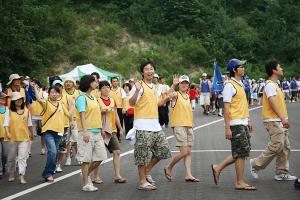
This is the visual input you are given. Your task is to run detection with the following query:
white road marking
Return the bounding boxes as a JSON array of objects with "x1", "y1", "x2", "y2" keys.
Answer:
[
  {"x1": 2, "y1": 106, "x2": 262, "y2": 200},
  {"x1": 171, "y1": 149, "x2": 300, "y2": 153}
]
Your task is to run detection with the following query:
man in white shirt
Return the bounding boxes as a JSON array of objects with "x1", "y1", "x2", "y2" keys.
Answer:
[
  {"x1": 249, "y1": 61, "x2": 296, "y2": 181},
  {"x1": 211, "y1": 58, "x2": 255, "y2": 190},
  {"x1": 129, "y1": 61, "x2": 171, "y2": 191}
]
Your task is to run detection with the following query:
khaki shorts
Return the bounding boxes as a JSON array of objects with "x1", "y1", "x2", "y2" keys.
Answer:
[
  {"x1": 173, "y1": 127, "x2": 194, "y2": 147},
  {"x1": 105, "y1": 133, "x2": 120, "y2": 153},
  {"x1": 77, "y1": 131, "x2": 107, "y2": 163},
  {"x1": 134, "y1": 130, "x2": 171, "y2": 166}
]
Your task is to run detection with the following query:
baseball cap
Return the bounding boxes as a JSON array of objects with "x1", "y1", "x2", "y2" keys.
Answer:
[
  {"x1": 227, "y1": 59, "x2": 246, "y2": 71},
  {"x1": 154, "y1": 74, "x2": 159, "y2": 78},
  {"x1": 179, "y1": 75, "x2": 190, "y2": 83},
  {"x1": 202, "y1": 73, "x2": 207, "y2": 77},
  {"x1": 52, "y1": 80, "x2": 63, "y2": 86}
]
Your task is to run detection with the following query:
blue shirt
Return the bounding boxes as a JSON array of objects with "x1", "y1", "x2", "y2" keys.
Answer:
[{"x1": 75, "y1": 95, "x2": 100, "y2": 133}]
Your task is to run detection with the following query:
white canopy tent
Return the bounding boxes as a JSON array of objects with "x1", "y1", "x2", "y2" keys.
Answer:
[{"x1": 59, "y1": 64, "x2": 122, "y2": 82}]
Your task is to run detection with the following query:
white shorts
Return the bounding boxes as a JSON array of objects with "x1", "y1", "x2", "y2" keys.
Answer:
[{"x1": 200, "y1": 93, "x2": 210, "y2": 106}]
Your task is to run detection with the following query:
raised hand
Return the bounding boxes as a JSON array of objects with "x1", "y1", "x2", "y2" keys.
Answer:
[{"x1": 172, "y1": 74, "x2": 180, "y2": 87}]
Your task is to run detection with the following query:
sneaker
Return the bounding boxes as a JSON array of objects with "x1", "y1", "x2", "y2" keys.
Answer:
[
  {"x1": 82, "y1": 184, "x2": 98, "y2": 192},
  {"x1": 249, "y1": 159, "x2": 259, "y2": 179},
  {"x1": 65, "y1": 157, "x2": 71, "y2": 166},
  {"x1": 218, "y1": 113, "x2": 223, "y2": 117},
  {"x1": 55, "y1": 164, "x2": 63, "y2": 173},
  {"x1": 274, "y1": 174, "x2": 297, "y2": 181}
]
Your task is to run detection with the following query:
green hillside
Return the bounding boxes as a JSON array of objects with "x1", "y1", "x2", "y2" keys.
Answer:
[{"x1": 1, "y1": 0, "x2": 300, "y2": 84}]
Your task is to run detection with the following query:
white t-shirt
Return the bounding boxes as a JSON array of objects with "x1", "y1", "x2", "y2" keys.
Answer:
[
  {"x1": 129, "y1": 82, "x2": 162, "y2": 132},
  {"x1": 223, "y1": 78, "x2": 249, "y2": 126},
  {"x1": 3, "y1": 110, "x2": 32, "y2": 127},
  {"x1": 263, "y1": 82, "x2": 287, "y2": 122},
  {"x1": 297, "y1": 81, "x2": 300, "y2": 91}
]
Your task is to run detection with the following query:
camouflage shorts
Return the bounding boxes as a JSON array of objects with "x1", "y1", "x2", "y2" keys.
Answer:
[
  {"x1": 134, "y1": 130, "x2": 171, "y2": 166},
  {"x1": 230, "y1": 125, "x2": 251, "y2": 159}
]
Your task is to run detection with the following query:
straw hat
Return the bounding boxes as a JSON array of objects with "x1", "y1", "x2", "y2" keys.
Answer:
[{"x1": 7, "y1": 74, "x2": 23, "y2": 85}]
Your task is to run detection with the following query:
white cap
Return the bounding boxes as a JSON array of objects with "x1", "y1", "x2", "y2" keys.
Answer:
[
  {"x1": 202, "y1": 73, "x2": 207, "y2": 77},
  {"x1": 179, "y1": 75, "x2": 190, "y2": 83},
  {"x1": 11, "y1": 92, "x2": 23, "y2": 101},
  {"x1": 154, "y1": 74, "x2": 159, "y2": 78}
]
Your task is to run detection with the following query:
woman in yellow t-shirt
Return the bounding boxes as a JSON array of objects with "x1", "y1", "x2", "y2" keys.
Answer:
[
  {"x1": 4, "y1": 92, "x2": 33, "y2": 184},
  {"x1": 34, "y1": 85, "x2": 70, "y2": 182},
  {"x1": 0, "y1": 92, "x2": 9, "y2": 178}
]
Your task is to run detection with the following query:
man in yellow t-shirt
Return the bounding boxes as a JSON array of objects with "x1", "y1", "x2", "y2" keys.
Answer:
[
  {"x1": 211, "y1": 59, "x2": 256, "y2": 190},
  {"x1": 129, "y1": 61, "x2": 171, "y2": 191},
  {"x1": 249, "y1": 61, "x2": 296, "y2": 181},
  {"x1": 110, "y1": 77, "x2": 126, "y2": 142}
]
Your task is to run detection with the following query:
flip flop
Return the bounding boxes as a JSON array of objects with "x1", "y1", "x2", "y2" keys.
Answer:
[
  {"x1": 138, "y1": 182, "x2": 157, "y2": 191},
  {"x1": 211, "y1": 164, "x2": 218, "y2": 185},
  {"x1": 235, "y1": 185, "x2": 257, "y2": 191},
  {"x1": 93, "y1": 178, "x2": 104, "y2": 184},
  {"x1": 185, "y1": 178, "x2": 200, "y2": 182},
  {"x1": 114, "y1": 177, "x2": 127, "y2": 183},
  {"x1": 164, "y1": 167, "x2": 172, "y2": 181},
  {"x1": 146, "y1": 175, "x2": 156, "y2": 184}
]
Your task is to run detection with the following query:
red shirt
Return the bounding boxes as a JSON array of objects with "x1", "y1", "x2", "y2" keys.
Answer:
[
  {"x1": 189, "y1": 89, "x2": 197, "y2": 100},
  {"x1": 101, "y1": 98, "x2": 117, "y2": 107}
]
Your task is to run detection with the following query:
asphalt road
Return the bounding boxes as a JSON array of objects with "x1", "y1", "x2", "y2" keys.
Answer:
[{"x1": 1, "y1": 102, "x2": 299, "y2": 200}]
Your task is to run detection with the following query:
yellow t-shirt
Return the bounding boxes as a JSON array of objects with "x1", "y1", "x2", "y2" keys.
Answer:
[
  {"x1": 8, "y1": 108, "x2": 30, "y2": 141},
  {"x1": 170, "y1": 92, "x2": 193, "y2": 127},
  {"x1": 76, "y1": 94, "x2": 102, "y2": 131},
  {"x1": 41, "y1": 101, "x2": 65, "y2": 134},
  {"x1": 109, "y1": 87, "x2": 123, "y2": 108},
  {"x1": 134, "y1": 81, "x2": 159, "y2": 119},
  {"x1": 228, "y1": 79, "x2": 249, "y2": 120},
  {"x1": 262, "y1": 80, "x2": 288, "y2": 120}
]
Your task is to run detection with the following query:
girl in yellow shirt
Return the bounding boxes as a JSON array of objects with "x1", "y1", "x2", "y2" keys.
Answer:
[
  {"x1": 4, "y1": 92, "x2": 33, "y2": 184},
  {"x1": 164, "y1": 75, "x2": 199, "y2": 182},
  {"x1": 34, "y1": 85, "x2": 71, "y2": 182}
]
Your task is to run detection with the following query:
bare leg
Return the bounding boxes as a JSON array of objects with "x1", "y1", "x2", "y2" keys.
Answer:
[
  {"x1": 146, "y1": 158, "x2": 159, "y2": 175},
  {"x1": 166, "y1": 147, "x2": 190, "y2": 176},
  {"x1": 112, "y1": 150, "x2": 122, "y2": 179},
  {"x1": 138, "y1": 165, "x2": 147, "y2": 185},
  {"x1": 184, "y1": 150, "x2": 194, "y2": 179},
  {"x1": 235, "y1": 157, "x2": 247, "y2": 187},
  {"x1": 212, "y1": 155, "x2": 236, "y2": 179}
]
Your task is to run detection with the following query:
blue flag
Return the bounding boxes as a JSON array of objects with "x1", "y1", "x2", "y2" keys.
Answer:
[{"x1": 212, "y1": 61, "x2": 224, "y2": 92}]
